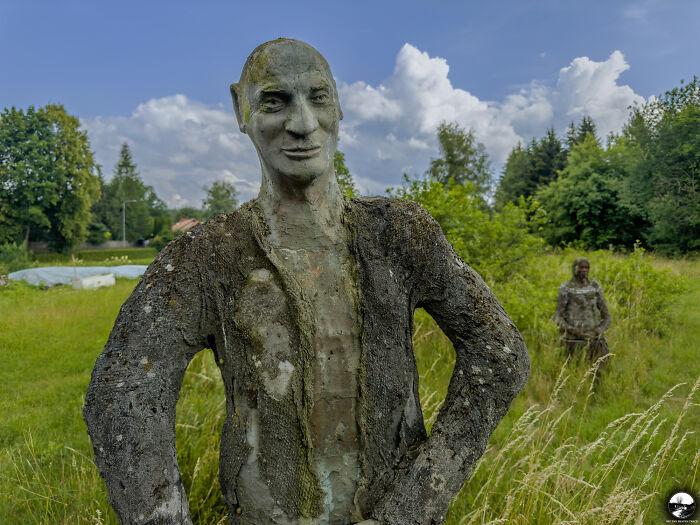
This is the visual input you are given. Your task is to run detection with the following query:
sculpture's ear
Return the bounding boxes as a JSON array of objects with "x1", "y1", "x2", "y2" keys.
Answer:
[{"x1": 230, "y1": 83, "x2": 247, "y2": 134}]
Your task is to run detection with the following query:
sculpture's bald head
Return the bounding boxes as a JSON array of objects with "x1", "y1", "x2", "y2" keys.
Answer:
[
  {"x1": 231, "y1": 39, "x2": 343, "y2": 188},
  {"x1": 231, "y1": 39, "x2": 342, "y2": 129}
]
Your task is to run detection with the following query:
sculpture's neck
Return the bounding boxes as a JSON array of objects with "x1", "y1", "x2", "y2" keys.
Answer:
[{"x1": 258, "y1": 168, "x2": 346, "y2": 249}]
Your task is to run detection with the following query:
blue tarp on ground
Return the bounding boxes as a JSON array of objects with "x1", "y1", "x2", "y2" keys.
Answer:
[{"x1": 8, "y1": 265, "x2": 148, "y2": 286}]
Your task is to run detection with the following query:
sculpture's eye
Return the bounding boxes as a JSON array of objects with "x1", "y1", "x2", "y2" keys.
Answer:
[
  {"x1": 310, "y1": 91, "x2": 330, "y2": 104},
  {"x1": 259, "y1": 94, "x2": 286, "y2": 112}
]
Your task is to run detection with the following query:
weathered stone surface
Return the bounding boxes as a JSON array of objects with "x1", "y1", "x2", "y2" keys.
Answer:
[{"x1": 84, "y1": 39, "x2": 530, "y2": 525}]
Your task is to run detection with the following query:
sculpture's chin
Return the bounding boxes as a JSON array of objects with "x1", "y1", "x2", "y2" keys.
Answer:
[{"x1": 264, "y1": 156, "x2": 332, "y2": 189}]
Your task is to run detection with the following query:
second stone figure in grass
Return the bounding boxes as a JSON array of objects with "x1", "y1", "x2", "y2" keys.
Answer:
[
  {"x1": 83, "y1": 39, "x2": 530, "y2": 525},
  {"x1": 555, "y1": 257, "x2": 612, "y2": 374}
]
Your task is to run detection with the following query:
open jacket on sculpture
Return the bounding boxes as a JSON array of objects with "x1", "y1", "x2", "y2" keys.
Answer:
[{"x1": 84, "y1": 196, "x2": 530, "y2": 525}]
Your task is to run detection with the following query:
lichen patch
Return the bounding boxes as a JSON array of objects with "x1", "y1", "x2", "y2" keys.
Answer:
[{"x1": 263, "y1": 360, "x2": 295, "y2": 400}]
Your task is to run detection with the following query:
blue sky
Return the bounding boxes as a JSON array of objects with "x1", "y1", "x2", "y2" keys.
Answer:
[{"x1": 1, "y1": 0, "x2": 698, "y2": 207}]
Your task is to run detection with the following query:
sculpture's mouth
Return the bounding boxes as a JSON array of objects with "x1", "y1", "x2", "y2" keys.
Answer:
[{"x1": 282, "y1": 146, "x2": 321, "y2": 159}]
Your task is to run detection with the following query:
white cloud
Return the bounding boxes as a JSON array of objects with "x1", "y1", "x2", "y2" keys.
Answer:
[
  {"x1": 338, "y1": 45, "x2": 644, "y2": 192},
  {"x1": 339, "y1": 81, "x2": 402, "y2": 121},
  {"x1": 621, "y1": 0, "x2": 660, "y2": 20},
  {"x1": 81, "y1": 94, "x2": 261, "y2": 208},
  {"x1": 81, "y1": 46, "x2": 645, "y2": 206},
  {"x1": 554, "y1": 51, "x2": 644, "y2": 138}
]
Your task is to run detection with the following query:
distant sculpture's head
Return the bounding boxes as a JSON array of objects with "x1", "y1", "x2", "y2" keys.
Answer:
[
  {"x1": 572, "y1": 257, "x2": 590, "y2": 280},
  {"x1": 231, "y1": 39, "x2": 343, "y2": 188}
]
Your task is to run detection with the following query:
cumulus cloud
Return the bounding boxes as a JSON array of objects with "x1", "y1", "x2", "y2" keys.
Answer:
[
  {"x1": 554, "y1": 51, "x2": 644, "y2": 138},
  {"x1": 338, "y1": 45, "x2": 644, "y2": 192},
  {"x1": 338, "y1": 44, "x2": 521, "y2": 192},
  {"x1": 82, "y1": 94, "x2": 261, "y2": 208},
  {"x1": 81, "y1": 46, "x2": 645, "y2": 206}
]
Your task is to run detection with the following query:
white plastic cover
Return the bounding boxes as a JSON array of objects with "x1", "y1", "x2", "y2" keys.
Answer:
[{"x1": 8, "y1": 265, "x2": 148, "y2": 286}]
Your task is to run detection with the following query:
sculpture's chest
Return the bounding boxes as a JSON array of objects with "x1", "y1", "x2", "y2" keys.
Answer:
[
  {"x1": 231, "y1": 242, "x2": 363, "y2": 522},
  {"x1": 565, "y1": 285, "x2": 599, "y2": 321}
]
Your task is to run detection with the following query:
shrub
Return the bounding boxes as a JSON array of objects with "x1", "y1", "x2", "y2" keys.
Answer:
[
  {"x1": 152, "y1": 231, "x2": 182, "y2": 252},
  {"x1": 86, "y1": 222, "x2": 112, "y2": 245},
  {"x1": 391, "y1": 177, "x2": 545, "y2": 283},
  {"x1": 0, "y1": 242, "x2": 32, "y2": 273}
]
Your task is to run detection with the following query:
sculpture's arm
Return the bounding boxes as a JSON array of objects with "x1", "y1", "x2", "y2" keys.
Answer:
[
  {"x1": 554, "y1": 285, "x2": 577, "y2": 334},
  {"x1": 83, "y1": 238, "x2": 210, "y2": 525},
  {"x1": 371, "y1": 210, "x2": 530, "y2": 525},
  {"x1": 595, "y1": 283, "x2": 612, "y2": 335}
]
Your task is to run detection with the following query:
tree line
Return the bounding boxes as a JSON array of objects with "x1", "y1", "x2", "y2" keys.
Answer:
[{"x1": 495, "y1": 78, "x2": 699, "y2": 254}]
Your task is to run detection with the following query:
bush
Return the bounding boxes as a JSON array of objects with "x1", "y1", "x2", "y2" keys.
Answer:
[
  {"x1": 391, "y1": 177, "x2": 545, "y2": 283},
  {"x1": 86, "y1": 222, "x2": 112, "y2": 245},
  {"x1": 0, "y1": 242, "x2": 32, "y2": 273},
  {"x1": 152, "y1": 231, "x2": 182, "y2": 252}
]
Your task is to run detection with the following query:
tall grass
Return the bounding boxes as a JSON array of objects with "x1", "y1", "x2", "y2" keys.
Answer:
[{"x1": 1, "y1": 251, "x2": 697, "y2": 524}]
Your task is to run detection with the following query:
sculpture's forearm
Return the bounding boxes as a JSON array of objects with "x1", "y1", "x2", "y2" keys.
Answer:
[
  {"x1": 372, "y1": 221, "x2": 529, "y2": 523},
  {"x1": 371, "y1": 322, "x2": 528, "y2": 524},
  {"x1": 84, "y1": 239, "x2": 207, "y2": 524},
  {"x1": 84, "y1": 306, "x2": 198, "y2": 524},
  {"x1": 84, "y1": 354, "x2": 191, "y2": 524}
]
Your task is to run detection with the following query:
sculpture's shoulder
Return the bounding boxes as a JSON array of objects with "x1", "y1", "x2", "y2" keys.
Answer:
[
  {"x1": 145, "y1": 203, "x2": 260, "y2": 280},
  {"x1": 348, "y1": 196, "x2": 442, "y2": 244},
  {"x1": 559, "y1": 280, "x2": 574, "y2": 294},
  {"x1": 188, "y1": 201, "x2": 259, "y2": 247},
  {"x1": 590, "y1": 279, "x2": 604, "y2": 293},
  {"x1": 349, "y1": 195, "x2": 436, "y2": 223}
]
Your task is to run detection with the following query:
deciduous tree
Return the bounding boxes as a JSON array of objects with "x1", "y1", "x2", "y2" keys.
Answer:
[
  {"x1": 202, "y1": 180, "x2": 238, "y2": 220},
  {"x1": 536, "y1": 134, "x2": 642, "y2": 249},
  {"x1": 0, "y1": 104, "x2": 100, "y2": 251},
  {"x1": 334, "y1": 150, "x2": 357, "y2": 199},
  {"x1": 623, "y1": 77, "x2": 700, "y2": 253},
  {"x1": 427, "y1": 122, "x2": 492, "y2": 199}
]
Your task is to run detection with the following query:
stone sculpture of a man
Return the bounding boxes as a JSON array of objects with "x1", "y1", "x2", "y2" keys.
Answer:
[
  {"x1": 554, "y1": 257, "x2": 611, "y2": 370},
  {"x1": 84, "y1": 39, "x2": 529, "y2": 525}
]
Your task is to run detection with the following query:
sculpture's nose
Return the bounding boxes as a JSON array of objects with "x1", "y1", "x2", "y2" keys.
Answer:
[{"x1": 285, "y1": 97, "x2": 318, "y2": 136}]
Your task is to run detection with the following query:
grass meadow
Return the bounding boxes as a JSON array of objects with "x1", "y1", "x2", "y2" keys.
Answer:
[{"x1": 0, "y1": 250, "x2": 697, "y2": 524}]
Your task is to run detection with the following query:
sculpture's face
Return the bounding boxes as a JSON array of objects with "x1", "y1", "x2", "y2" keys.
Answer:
[
  {"x1": 575, "y1": 261, "x2": 590, "y2": 280},
  {"x1": 238, "y1": 42, "x2": 341, "y2": 187}
]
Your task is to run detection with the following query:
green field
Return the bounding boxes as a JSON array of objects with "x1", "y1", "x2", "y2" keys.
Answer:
[{"x1": 0, "y1": 252, "x2": 697, "y2": 524}]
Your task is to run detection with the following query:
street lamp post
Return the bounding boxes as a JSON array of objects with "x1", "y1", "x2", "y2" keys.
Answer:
[{"x1": 122, "y1": 200, "x2": 137, "y2": 248}]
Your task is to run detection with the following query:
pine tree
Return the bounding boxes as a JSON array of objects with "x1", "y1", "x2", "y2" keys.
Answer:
[
  {"x1": 98, "y1": 142, "x2": 161, "y2": 242},
  {"x1": 495, "y1": 129, "x2": 565, "y2": 207},
  {"x1": 566, "y1": 116, "x2": 598, "y2": 150}
]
